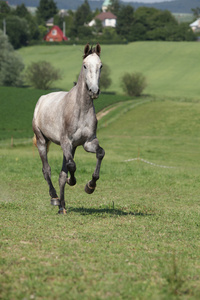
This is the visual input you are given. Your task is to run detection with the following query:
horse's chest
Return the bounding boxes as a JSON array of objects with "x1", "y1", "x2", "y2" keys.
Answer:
[{"x1": 72, "y1": 117, "x2": 96, "y2": 146}]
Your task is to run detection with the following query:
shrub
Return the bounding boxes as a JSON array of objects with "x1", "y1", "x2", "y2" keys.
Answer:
[
  {"x1": 100, "y1": 63, "x2": 112, "y2": 91},
  {"x1": 25, "y1": 61, "x2": 62, "y2": 90},
  {"x1": 121, "y1": 72, "x2": 147, "y2": 97}
]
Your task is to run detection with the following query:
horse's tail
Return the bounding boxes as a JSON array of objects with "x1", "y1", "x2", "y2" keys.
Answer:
[
  {"x1": 33, "y1": 134, "x2": 37, "y2": 148},
  {"x1": 33, "y1": 134, "x2": 51, "y2": 152}
]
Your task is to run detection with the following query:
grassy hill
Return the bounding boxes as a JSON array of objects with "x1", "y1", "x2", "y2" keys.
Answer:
[
  {"x1": 1, "y1": 43, "x2": 200, "y2": 300},
  {"x1": 2, "y1": 41, "x2": 200, "y2": 143},
  {"x1": 18, "y1": 42, "x2": 200, "y2": 100}
]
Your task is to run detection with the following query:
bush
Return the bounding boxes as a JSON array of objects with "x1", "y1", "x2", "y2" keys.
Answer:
[
  {"x1": 121, "y1": 72, "x2": 147, "y2": 97},
  {"x1": 25, "y1": 61, "x2": 62, "y2": 89},
  {"x1": 100, "y1": 63, "x2": 112, "y2": 91}
]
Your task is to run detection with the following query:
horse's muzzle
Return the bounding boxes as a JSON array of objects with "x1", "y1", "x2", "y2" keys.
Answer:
[{"x1": 89, "y1": 88, "x2": 100, "y2": 99}]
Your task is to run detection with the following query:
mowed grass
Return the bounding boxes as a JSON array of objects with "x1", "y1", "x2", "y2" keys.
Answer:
[
  {"x1": 19, "y1": 42, "x2": 200, "y2": 99},
  {"x1": 1, "y1": 98, "x2": 200, "y2": 299}
]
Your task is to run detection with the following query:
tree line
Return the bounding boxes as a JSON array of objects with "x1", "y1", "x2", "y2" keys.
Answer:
[{"x1": 0, "y1": 0, "x2": 197, "y2": 49}]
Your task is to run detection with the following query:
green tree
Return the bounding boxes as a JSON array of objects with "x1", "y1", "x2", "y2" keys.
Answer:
[
  {"x1": 0, "y1": 0, "x2": 11, "y2": 15},
  {"x1": 132, "y1": 7, "x2": 184, "y2": 42},
  {"x1": 75, "y1": 0, "x2": 92, "y2": 26},
  {"x1": 15, "y1": 3, "x2": 29, "y2": 18},
  {"x1": 14, "y1": 4, "x2": 40, "y2": 41},
  {"x1": 108, "y1": 0, "x2": 121, "y2": 16},
  {"x1": 100, "y1": 64, "x2": 112, "y2": 91},
  {"x1": 38, "y1": 25, "x2": 47, "y2": 40},
  {"x1": 0, "y1": 29, "x2": 24, "y2": 86},
  {"x1": 5, "y1": 16, "x2": 30, "y2": 48},
  {"x1": 70, "y1": 0, "x2": 92, "y2": 38},
  {"x1": 191, "y1": 7, "x2": 200, "y2": 19},
  {"x1": 26, "y1": 61, "x2": 62, "y2": 90},
  {"x1": 36, "y1": 0, "x2": 58, "y2": 24},
  {"x1": 116, "y1": 5, "x2": 134, "y2": 40}
]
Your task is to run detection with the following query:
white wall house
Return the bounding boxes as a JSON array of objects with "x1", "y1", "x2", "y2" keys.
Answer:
[
  {"x1": 190, "y1": 19, "x2": 200, "y2": 32},
  {"x1": 88, "y1": 11, "x2": 117, "y2": 28}
]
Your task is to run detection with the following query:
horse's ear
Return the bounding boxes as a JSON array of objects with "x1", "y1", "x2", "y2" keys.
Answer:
[
  {"x1": 84, "y1": 43, "x2": 90, "y2": 58},
  {"x1": 95, "y1": 43, "x2": 101, "y2": 56}
]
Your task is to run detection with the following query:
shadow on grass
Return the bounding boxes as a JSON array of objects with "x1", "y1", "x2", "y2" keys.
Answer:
[{"x1": 68, "y1": 207, "x2": 153, "y2": 217}]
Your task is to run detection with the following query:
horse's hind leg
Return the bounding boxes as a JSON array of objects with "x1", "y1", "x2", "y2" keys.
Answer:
[
  {"x1": 83, "y1": 138, "x2": 105, "y2": 194},
  {"x1": 35, "y1": 131, "x2": 58, "y2": 200}
]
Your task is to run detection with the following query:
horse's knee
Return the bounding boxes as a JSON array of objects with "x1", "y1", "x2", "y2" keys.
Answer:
[
  {"x1": 96, "y1": 147, "x2": 105, "y2": 160},
  {"x1": 66, "y1": 159, "x2": 76, "y2": 173}
]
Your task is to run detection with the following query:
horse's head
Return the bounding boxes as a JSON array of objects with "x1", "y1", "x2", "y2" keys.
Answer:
[{"x1": 83, "y1": 43, "x2": 102, "y2": 99}]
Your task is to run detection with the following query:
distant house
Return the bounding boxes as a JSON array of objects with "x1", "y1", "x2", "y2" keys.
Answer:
[
  {"x1": 88, "y1": 11, "x2": 117, "y2": 28},
  {"x1": 190, "y1": 19, "x2": 200, "y2": 32},
  {"x1": 44, "y1": 25, "x2": 68, "y2": 42}
]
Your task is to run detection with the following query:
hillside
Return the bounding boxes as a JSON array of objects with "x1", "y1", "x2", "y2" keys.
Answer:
[
  {"x1": 18, "y1": 42, "x2": 200, "y2": 99},
  {"x1": 8, "y1": 0, "x2": 200, "y2": 13}
]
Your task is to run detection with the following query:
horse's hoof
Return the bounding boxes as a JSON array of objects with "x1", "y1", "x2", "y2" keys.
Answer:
[
  {"x1": 85, "y1": 182, "x2": 95, "y2": 194},
  {"x1": 58, "y1": 208, "x2": 67, "y2": 215},
  {"x1": 66, "y1": 177, "x2": 76, "y2": 186},
  {"x1": 51, "y1": 198, "x2": 60, "y2": 206}
]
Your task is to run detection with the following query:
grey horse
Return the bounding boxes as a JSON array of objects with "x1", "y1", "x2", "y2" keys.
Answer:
[{"x1": 32, "y1": 43, "x2": 105, "y2": 214}]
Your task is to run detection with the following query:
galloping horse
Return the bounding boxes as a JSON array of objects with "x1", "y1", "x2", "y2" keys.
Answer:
[{"x1": 32, "y1": 43, "x2": 105, "y2": 214}]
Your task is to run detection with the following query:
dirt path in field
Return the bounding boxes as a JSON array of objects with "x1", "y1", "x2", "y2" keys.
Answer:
[{"x1": 96, "y1": 103, "x2": 122, "y2": 120}]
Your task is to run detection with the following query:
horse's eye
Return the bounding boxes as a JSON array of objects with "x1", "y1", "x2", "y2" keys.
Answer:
[
  {"x1": 84, "y1": 65, "x2": 87, "y2": 69},
  {"x1": 100, "y1": 65, "x2": 103, "y2": 69}
]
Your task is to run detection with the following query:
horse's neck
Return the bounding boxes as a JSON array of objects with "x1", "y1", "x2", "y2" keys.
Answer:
[{"x1": 76, "y1": 67, "x2": 93, "y2": 112}]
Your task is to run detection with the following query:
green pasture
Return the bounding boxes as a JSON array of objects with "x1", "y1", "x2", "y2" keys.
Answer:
[
  {"x1": 1, "y1": 96, "x2": 200, "y2": 299},
  {"x1": 19, "y1": 42, "x2": 200, "y2": 99},
  {"x1": 1, "y1": 42, "x2": 200, "y2": 299}
]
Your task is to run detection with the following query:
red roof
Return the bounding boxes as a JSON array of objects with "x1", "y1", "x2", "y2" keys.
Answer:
[
  {"x1": 96, "y1": 11, "x2": 117, "y2": 21},
  {"x1": 44, "y1": 25, "x2": 67, "y2": 42}
]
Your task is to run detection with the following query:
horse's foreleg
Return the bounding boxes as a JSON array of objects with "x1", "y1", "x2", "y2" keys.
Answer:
[
  {"x1": 83, "y1": 139, "x2": 105, "y2": 194},
  {"x1": 65, "y1": 146, "x2": 77, "y2": 187},
  {"x1": 59, "y1": 145, "x2": 77, "y2": 214},
  {"x1": 58, "y1": 155, "x2": 67, "y2": 214}
]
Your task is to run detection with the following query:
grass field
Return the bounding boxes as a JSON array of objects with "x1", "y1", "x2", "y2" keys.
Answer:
[
  {"x1": 1, "y1": 96, "x2": 200, "y2": 299},
  {"x1": 18, "y1": 42, "x2": 200, "y2": 99},
  {"x1": 1, "y1": 42, "x2": 200, "y2": 299}
]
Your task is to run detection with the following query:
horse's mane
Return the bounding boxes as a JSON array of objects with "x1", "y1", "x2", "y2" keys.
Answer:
[{"x1": 83, "y1": 43, "x2": 101, "y2": 59}]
